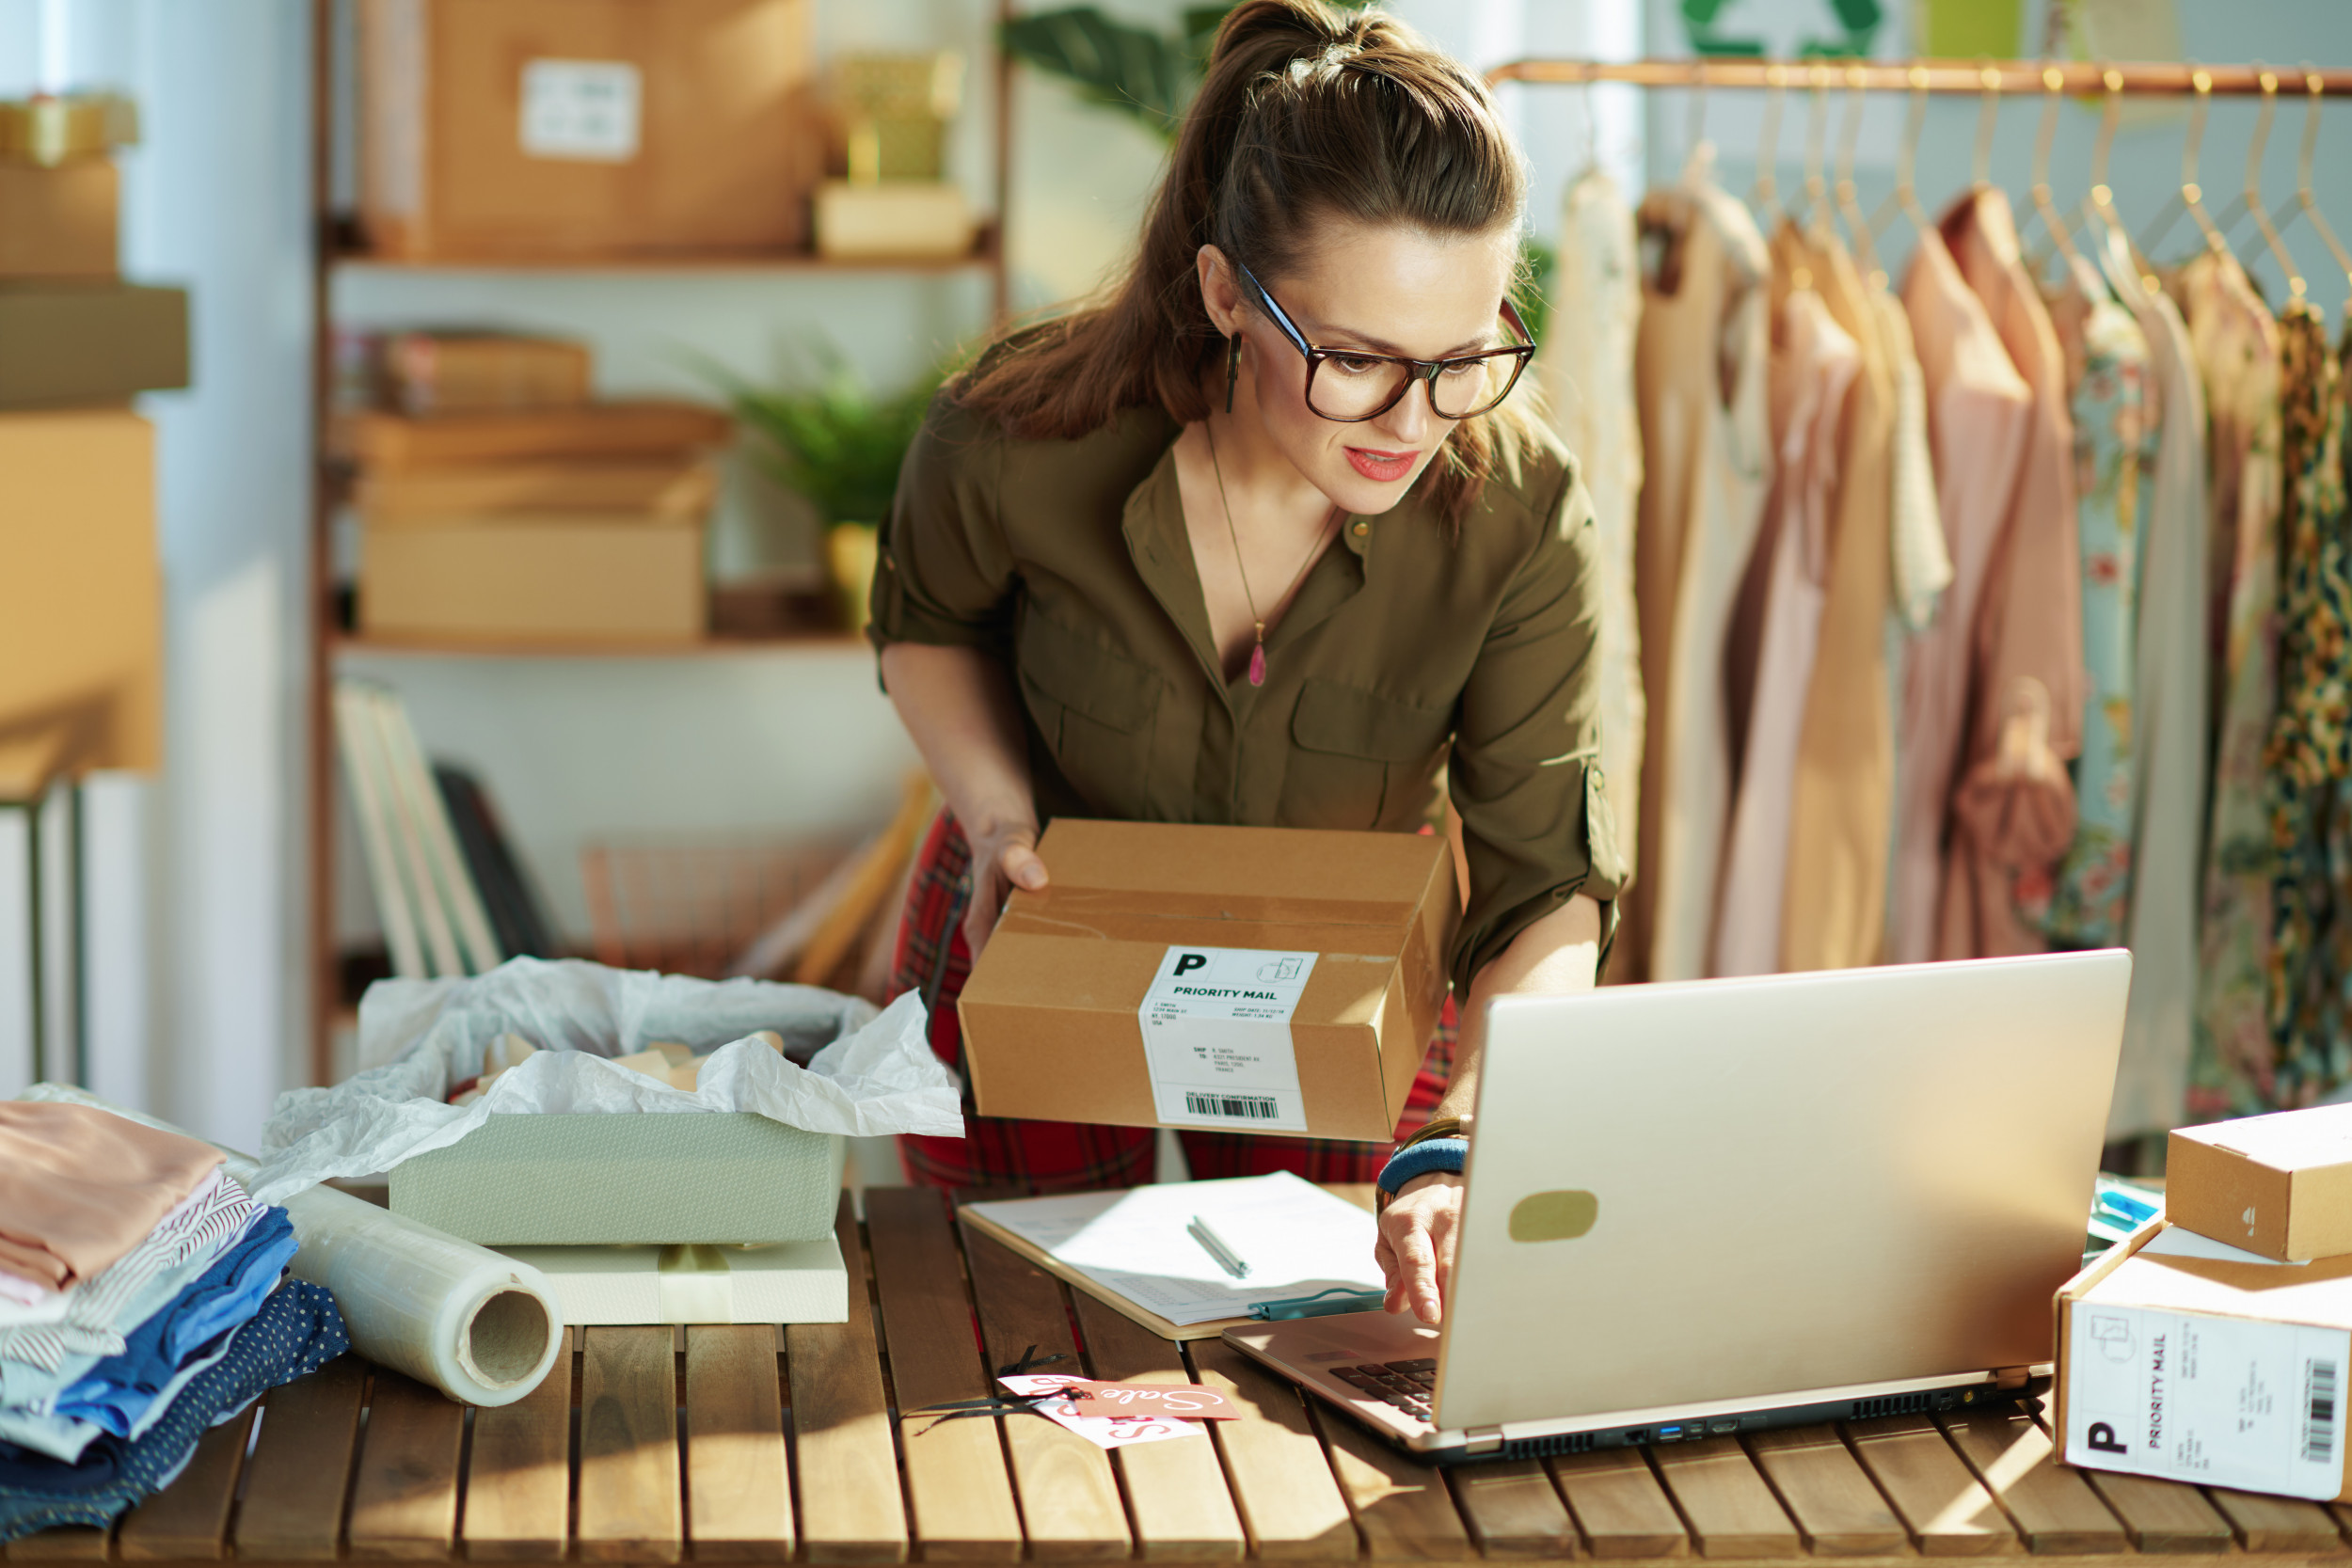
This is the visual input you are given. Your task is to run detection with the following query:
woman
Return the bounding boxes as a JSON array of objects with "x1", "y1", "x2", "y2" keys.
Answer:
[{"x1": 872, "y1": 0, "x2": 1623, "y2": 1324}]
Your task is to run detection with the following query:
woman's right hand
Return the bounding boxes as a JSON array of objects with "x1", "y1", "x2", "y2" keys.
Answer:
[{"x1": 962, "y1": 816, "x2": 1050, "y2": 958}]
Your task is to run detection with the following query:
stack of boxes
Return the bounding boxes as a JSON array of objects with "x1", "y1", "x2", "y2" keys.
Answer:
[
  {"x1": 2058, "y1": 1106, "x2": 2352, "y2": 1502},
  {"x1": 814, "y1": 53, "x2": 975, "y2": 260},
  {"x1": 344, "y1": 334, "x2": 732, "y2": 645},
  {"x1": 0, "y1": 91, "x2": 182, "y2": 792}
]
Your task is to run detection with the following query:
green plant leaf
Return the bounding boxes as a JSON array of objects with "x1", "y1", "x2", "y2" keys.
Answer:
[
  {"x1": 697, "y1": 352, "x2": 944, "y2": 526},
  {"x1": 1001, "y1": 8, "x2": 1192, "y2": 138}
]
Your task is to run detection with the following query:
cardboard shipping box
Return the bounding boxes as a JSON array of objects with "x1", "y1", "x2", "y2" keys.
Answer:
[
  {"x1": 381, "y1": 331, "x2": 593, "y2": 416},
  {"x1": 0, "y1": 158, "x2": 115, "y2": 278},
  {"x1": 360, "y1": 514, "x2": 707, "y2": 644},
  {"x1": 0, "y1": 410, "x2": 160, "y2": 773},
  {"x1": 2169, "y1": 1104, "x2": 2352, "y2": 1261},
  {"x1": 0, "y1": 282, "x2": 188, "y2": 408},
  {"x1": 2058, "y1": 1220, "x2": 2352, "y2": 1500},
  {"x1": 356, "y1": 458, "x2": 717, "y2": 519},
  {"x1": 358, "y1": 0, "x2": 818, "y2": 260},
  {"x1": 343, "y1": 402, "x2": 733, "y2": 468},
  {"x1": 958, "y1": 819, "x2": 1458, "y2": 1142}
]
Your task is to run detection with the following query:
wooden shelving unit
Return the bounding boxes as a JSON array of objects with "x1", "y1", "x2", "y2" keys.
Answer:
[{"x1": 303, "y1": 0, "x2": 1014, "y2": 1083}]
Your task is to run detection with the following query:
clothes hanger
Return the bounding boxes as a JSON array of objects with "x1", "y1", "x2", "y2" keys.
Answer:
[
  {"x1": 1752, "y1": 63, "x2": 1787, "y2": 225},
  {"x1": 1577, "y1": 58, "x2": 1599, "y2": 175},
  {"x1": 1867, "y1": 63, "x2": 1934, "y2": 259},
  {"x1": 1971, "y1": 64, "x2": 2002, "y2": 193},
  {"x1": 1682, "y1": 58, "x2": 1710, "y2": 178},
  {"x1": 2291, "y1": 67, "x2": 2352, "y2": 318},
  {"x1": 2139, "y1": 68, "x2": 2235, "y2": 268},
  {"x1": 1799, "y1": 62, "x2": 1833, "y2": 238},
  {"x1": 2022, "y1": 63, "x2": 2092, "y2": 286},
  {"x1": 2087, "y1": 66, "x2": 2163, "y2": 297},
  {"x1": 1833, "y1": 64, "x2": 1885, "y2": 287},
  {"x1": 2240, "y1": 68, "x2": 2309, "y2": 307}
]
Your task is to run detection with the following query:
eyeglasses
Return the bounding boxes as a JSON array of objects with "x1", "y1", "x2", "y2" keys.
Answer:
[{"x1": 1234, "y1": 260, "x2": 1536, "y2": 422}]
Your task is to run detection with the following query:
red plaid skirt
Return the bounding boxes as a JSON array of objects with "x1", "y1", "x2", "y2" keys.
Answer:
[{"x1": 889, "y1": 812, "x2": 1454, "y2": 1191}]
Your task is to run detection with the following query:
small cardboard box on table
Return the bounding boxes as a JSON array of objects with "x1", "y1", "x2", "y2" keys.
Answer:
[
  {"x1": 2057, "y1": 1220, "x2": 2352, "y2": 1500},
  {"x1": 2168, "y1": 1103, "x2": 2352, "y2": 1261},
  {"x1": 957, "y1": 818, "x2": 1459, "y2": 1143}
]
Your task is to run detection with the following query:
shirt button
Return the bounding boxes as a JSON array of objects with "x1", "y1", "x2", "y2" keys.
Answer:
[{"x1": 1351, "y1": 521, "x2": 1370, "y2": 537}]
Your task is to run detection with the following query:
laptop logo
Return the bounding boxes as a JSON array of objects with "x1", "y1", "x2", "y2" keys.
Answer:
[{"x1": 1509, "y1": 1190, "x2": 1598, "y2": 1242}]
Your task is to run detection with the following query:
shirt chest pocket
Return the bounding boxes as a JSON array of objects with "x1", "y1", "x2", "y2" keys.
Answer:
[
  {"x1": 1279, "y1": 679, "x2": 1454, "y2": 832},
  {"x1": 1016, "y1": 609, "x2": 1163, "y2": 814}
]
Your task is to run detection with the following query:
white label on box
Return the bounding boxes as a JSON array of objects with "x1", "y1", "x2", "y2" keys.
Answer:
[
  {"x1": 1138, "y1": 946, "x2": 1315, "y2": 1132},
  {"x1": 518, "y1": 59, "x2": 642, "y2": 162},
  {"x1": 2065, "y1": 1304, "x2": 2350, "y2": 1497}
]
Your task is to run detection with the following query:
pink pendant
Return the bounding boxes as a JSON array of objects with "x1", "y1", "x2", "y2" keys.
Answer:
[{"x1": 1248, "y1": 643, "x2": 1267, "y2": 687}]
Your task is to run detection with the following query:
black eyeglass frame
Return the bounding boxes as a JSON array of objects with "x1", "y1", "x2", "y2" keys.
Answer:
[{"x1": 1232, "y1": 259, "x2": 1537, "y2": 423}]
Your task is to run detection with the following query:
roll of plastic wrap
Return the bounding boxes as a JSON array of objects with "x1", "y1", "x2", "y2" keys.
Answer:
[{"x1": 20, "y1": 1085, "x2": 562, "y2": 1408}]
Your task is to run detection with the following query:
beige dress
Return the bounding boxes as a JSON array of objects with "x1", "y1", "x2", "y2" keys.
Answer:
[
  {"x1": 1780, "y1": 228, "x2": 1898, "y2": 972},
  {"x1": 1935, "y1": 188, "x2": 2085, "y2": 961},
  {"x1": 1621, "y1": 167, "x2": 1773, "y2": 982},
  {"x1": 1536, "y1": 167, "x2": 1646, "y2": 876},
  {"x1": 1888, "y1": 230, "x2": 2034, "y2": 964},
  {"x1": 1713, "y1": 238, "x2": 1860, "y2": 976}
]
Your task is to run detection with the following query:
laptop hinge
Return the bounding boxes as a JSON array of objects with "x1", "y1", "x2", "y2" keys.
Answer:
[
  {"x1": 1993, "y1": 1367, "x2": 2032, "y2": 1390},
  {"x1": 1465, "y1": 1426, "x2": 1503, "y2": 1456}
]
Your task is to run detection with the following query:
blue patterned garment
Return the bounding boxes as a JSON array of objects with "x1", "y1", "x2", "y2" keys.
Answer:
[
  {"x1": 0, "y1": 1281, "x2": 348, "y2": 1541},
  {"x1": 2036, "y1": 291, "x2": 2153, "y2": 946}
]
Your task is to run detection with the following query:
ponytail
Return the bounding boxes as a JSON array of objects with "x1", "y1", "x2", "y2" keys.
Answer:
[{"x1": 951, "y1": 0, "x2": 1537, "y2": 524}]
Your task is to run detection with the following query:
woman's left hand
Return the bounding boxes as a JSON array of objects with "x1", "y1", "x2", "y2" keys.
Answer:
[{"x1": 1375, "y1": 1170, "x2": 1462, "y2": 1325}]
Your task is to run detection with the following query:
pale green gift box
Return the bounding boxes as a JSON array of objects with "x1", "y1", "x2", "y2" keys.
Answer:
[{"x1": 386, "y1": 1111, "x2": 845, "y2": 1245}]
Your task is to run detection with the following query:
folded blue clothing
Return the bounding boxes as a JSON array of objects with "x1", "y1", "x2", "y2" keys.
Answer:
[
  {"x1": 49, "y1": 1211, "x2": 297, "y2": 1436},
  {"x1": 0, "y1": 1279, "x2": 347, "y2": 1541}
]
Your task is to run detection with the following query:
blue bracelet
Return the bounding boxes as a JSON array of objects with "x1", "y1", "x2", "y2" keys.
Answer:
[{"x1": 1376, "y1": 1137, "x2": 1469, "y2": 1194}]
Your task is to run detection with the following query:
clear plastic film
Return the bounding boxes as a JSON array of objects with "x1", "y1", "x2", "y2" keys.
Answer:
[{"x1": 17, "y1": 1085, "x2": 561, "y2": 1408}]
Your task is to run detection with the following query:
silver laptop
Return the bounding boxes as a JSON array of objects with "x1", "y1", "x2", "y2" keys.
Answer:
[{"x1": 1224, "y1": 951, "x2": 2131, "y2": 1463}]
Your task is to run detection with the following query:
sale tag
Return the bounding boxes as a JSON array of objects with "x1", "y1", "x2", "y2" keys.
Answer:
[
  {"x1": 996, "y1": 1375, "x2": 1206, "y2": 1449},
  {"x1": 1063, "y1": 1381, "x2": 1238, "y2": 1418}
]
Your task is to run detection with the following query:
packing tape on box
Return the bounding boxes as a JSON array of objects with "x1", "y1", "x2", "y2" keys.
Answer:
[{"x1": 18, "y1": 1085, "x2": 563, "y2": 1408}]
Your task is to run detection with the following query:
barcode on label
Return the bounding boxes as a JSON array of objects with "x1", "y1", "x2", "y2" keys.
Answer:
[
  {"x1": 2306, "y1": 1359, "x2": 2339, "y2": 1465},
  {"x1": 1184, "y1": 1091, "x2": 1281, "y2": 1120}
]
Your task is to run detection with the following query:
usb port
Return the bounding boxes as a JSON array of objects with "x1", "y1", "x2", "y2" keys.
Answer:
[{"x1": 1657, "y1": 1425, "x2": 1683, "y2": 1440}]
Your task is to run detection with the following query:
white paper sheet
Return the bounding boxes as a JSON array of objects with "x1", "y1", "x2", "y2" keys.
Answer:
[
  {"x1": 965, "y1": 1171, "x2": 1384, "y2": 1326},
  {"x1": 248, "y1": 958, "x2": 961, "y2": 1204}
]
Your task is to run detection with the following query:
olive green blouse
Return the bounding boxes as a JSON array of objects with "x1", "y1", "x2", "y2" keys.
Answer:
[{"x1": 868, "y1": 394, "x2": 1629, "y2": 996}]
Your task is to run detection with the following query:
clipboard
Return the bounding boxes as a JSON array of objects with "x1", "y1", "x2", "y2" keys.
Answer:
[{"x1": 955, "y1": 1180, "x2": 1383, "y2": 1343}]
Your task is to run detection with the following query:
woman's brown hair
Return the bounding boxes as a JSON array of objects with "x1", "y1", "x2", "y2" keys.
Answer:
[{"x1": 951, "y1": 0, "x2": 1540, "y2": 522}]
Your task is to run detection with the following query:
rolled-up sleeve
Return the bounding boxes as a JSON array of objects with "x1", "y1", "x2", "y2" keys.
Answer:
[
  {"x1": 1447, "y1": 463, "x2": 1631, "y2": 996},
  {"x1": 867, "y1": 394, "x2": 1017, "y2": 658}
]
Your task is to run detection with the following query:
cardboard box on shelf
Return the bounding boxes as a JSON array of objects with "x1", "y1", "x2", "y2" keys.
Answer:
[
  {"x1": 359, "y1": 514, "x2": 707, "y2": 644},
  {"x1": 957, "y1": 819, "x2": 1458, "y2": 1142},
  {"x1": 2169, "y1": 1104, "x2": 2352, "y2": 1261},
  {"x1": 2057, "y1": 1219, "x2": 2352, "y2": 1500},
  {"x1": 814, "y1": 180, "x2": 974, "y2": 260},
  {"x1": 381, "y1": 331, "x2": 594, "y2": 415},
  {"x1": 0, "y1": 158, "x2": 116, "y2": 278},
  {"x1": 0, "y1": 282, "x2": 188, "y2": 408},
  {"x1": 0, "y1": 410, "x2": 160, "y2": 774},
  {"x1": 495, "y1": 1235, "x2": 848, "y2": 1324},
  {"x1": 387, "y1": 1112, "x2": 844, "y2": 1244},
  {"x1": 358, "y1": 0, "x2": 818, "y2": 260},
  {"x1": 356, "y1": 457, "x2": 717, "y2": 519},
  {"x1": 344, "y1": 401, "x2": 734, "y2": 468}
]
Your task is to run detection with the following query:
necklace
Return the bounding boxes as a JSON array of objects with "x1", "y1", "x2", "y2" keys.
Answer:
[{"x1": 1203, "y1": 419, "x2": 1335, "y2": 688}]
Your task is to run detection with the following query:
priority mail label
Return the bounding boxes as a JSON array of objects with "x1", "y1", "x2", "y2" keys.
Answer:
[
  {"x1": 2065, "y1": 1305, "x2": 2350, "y2": 1497},
  {"x1": 1138, "y1": 946, "x2": 1315, "y2": 1132}
]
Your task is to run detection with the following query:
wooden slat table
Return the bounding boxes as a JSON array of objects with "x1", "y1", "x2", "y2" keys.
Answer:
[{"x1": 9, "y1": 1187, "x2": 2344, "y2": 1567}]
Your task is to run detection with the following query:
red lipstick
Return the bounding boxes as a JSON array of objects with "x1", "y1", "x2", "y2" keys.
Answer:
[{"x1": 1344, "y1": 446, "x2": 1416, "y2": 483}]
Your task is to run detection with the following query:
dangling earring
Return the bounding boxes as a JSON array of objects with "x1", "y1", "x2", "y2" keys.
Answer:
[{"x1": 1225, "y1": 333, "x2": 1241, "y2": 415}]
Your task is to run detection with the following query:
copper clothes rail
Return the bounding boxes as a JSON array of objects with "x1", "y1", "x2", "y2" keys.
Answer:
[{"x1": 1486, "y1": 57, "x2": 2352, "y2": 97}]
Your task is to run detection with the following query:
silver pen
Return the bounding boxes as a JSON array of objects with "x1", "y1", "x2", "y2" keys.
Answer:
[{"x1": 1187, "y1": 1215, "x2": 1251, "y2": 1279}]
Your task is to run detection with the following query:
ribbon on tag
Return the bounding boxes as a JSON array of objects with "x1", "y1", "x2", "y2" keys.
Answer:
[{"x1": 656, "y1": 1243, "x2": 736, "y2": 1323}]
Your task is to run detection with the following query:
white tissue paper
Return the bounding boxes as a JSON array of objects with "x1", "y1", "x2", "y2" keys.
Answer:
[{"x1": 247, "y1": 957, "x2": 961, "y2": 1205}]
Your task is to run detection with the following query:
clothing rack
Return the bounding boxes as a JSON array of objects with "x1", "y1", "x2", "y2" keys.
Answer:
[{"x1": 1486, "y1": 57, "x2": 2352, "y2": 98}]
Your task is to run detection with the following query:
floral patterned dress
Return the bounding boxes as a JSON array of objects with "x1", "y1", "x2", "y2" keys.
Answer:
[
  {"x1": 2263, "y1": 307, "x2": 2352, "y2": 1105},
  {"x1": 2038, "y1": 281, "x2": 2152, "y2": 946}
]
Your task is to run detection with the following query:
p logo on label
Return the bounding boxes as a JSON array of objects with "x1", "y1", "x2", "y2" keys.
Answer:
[
  {"x1": 2086, "y1": 1422, "x2": 2129, "y2": 1454},
  {"x1": 1173, "y1": 953, "x2": 1209, "y2": 977},
  {"x1": 1509, "y1": 1190, "x2": 1599, "y2": 1242}
]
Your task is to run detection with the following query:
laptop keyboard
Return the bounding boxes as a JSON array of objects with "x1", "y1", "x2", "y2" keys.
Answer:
[{"x1": 1331, "y1": 1359, "x2": 1437, "y2": 1423}]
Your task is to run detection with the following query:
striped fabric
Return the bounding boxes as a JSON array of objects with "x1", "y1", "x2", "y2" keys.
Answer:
[
  {"x1": 0, "y1": 1173, "x2": 257, "y2": 1373},
  {"x1": 889, "y1": 813, "x2": 1454, "y2": 1190}
]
